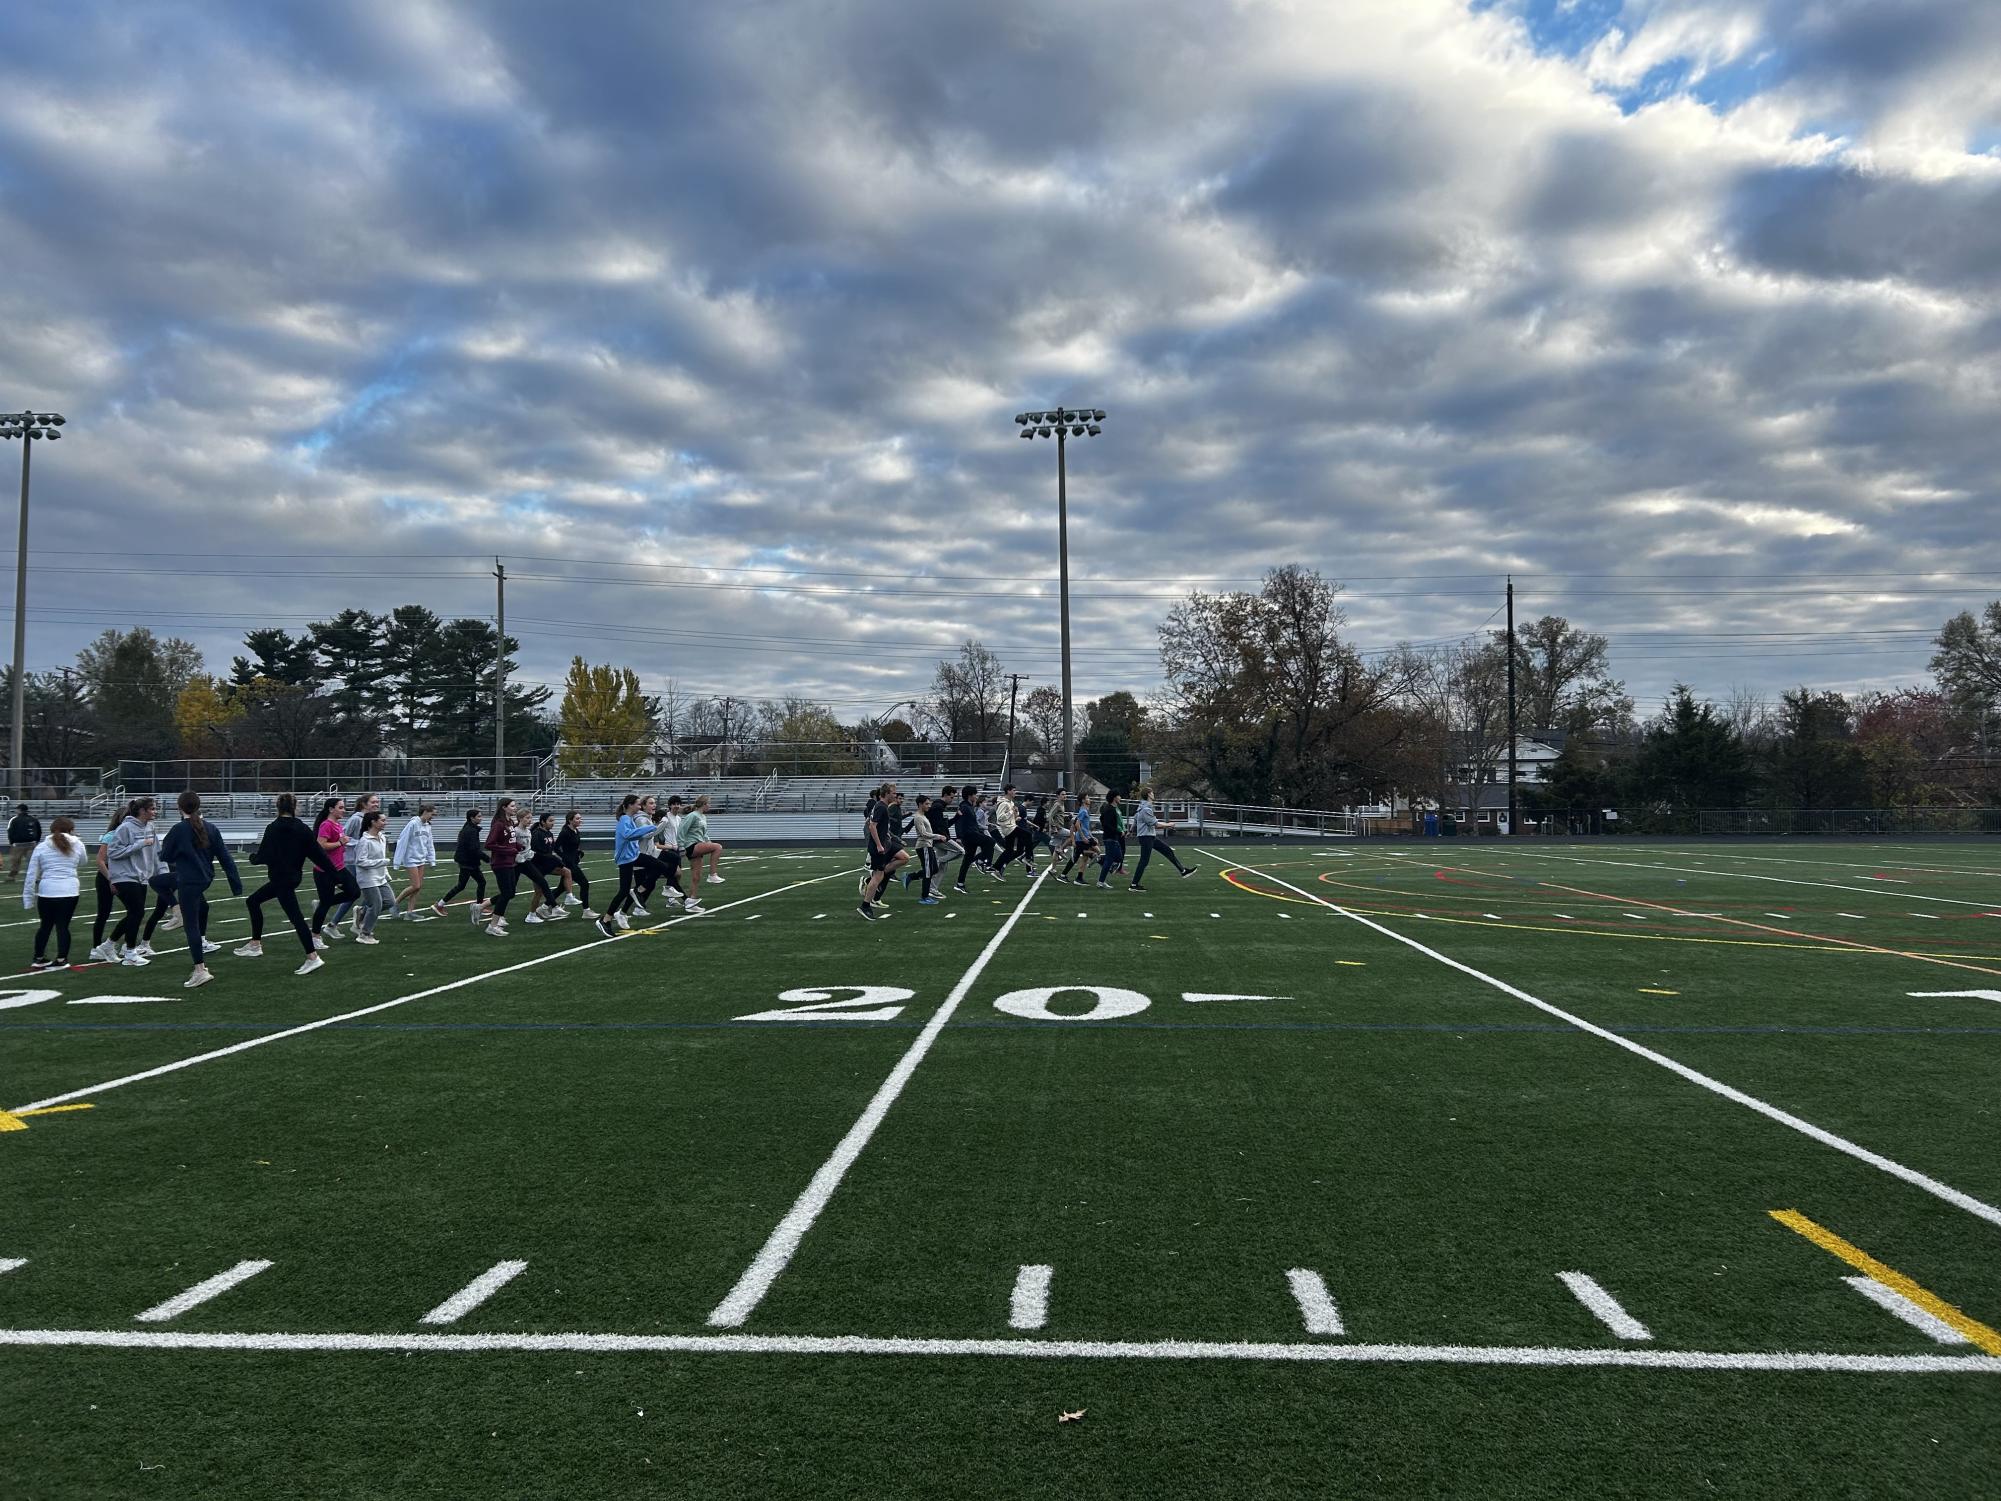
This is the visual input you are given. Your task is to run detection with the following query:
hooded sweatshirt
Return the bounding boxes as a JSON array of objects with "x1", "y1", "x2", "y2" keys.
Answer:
[
  {"x1": 394, "y1": 816, "x2": 437, "y2": 868},
  {"x1": 103, "y1": 815, "x2": 161, "y2": 885}
]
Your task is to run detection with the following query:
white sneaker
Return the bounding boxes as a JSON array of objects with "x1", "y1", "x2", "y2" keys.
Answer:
[
  {"x1": 543, "y1": 905, "x2": 568, "y2": 921},
  {"x1": 313, "y1": 933, "x2": 329, "y2": 951},
  {"x1": 326, "y1": 926, "x2": 344, "y2": 942},
  {"x1": 353, "y1": 934, "x2": 381, "y2": 945},
  {"x1": 631, "y1": 904, "x2": 651, "y2": 919},
  {"x1": 431, "y1": 900, "x2": 448, "y2": 917},
  {"x1": 88, "y1": 941, "x2": 116, "y2": 963},
  {"x1": 707, "y1": 874, "x2": 725, "y2": 885},
  {"x1": 234, "y1": 941, "x2": 264, "y2": 959},
  {"x1": 580, "y1": 908, "x2": 599, "y2": 921},
  {"x1": 120, "y1": 950, "x2": 150, "y2": 967},
  {"x1": 683, "y1": 899, "x2": 703, "y2": 914},
  {"x1": 562, "y1": 892, "x2": 582, "y2": 908},
  {"x1": 159, "y1": 910, "x2": 182, "y2": 931},
  {"x1": 470, "y1": 905, "x2": 484, "y2": 925},
  {"x1": 184, "y1": 965, "x2": 213, "y2": 989},
  {"x1": 134, "y1": 940, "x2": 157, "y2": 959},
  {"x1": 524, "y1": 910, "x2": 544, "y2": 925},
  {"x1": 295, "y1": 953, "x2": 324, "y2": 975},
  {"x1": 486, "y1": 920, "x2": 507, "y2": 937},
  {"x1": 614, "y1": 912, "x2": 631, "y2": 931}
]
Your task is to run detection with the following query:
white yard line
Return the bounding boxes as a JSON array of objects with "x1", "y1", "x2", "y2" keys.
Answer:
[
  {"x1": 1842, "y1": 1276, "x2": 1972, "y2": 1345},
  {"x1": 0, "y1": 1257, "x2": 26, "y2": 1275},
  {"x1": 8, "y1": 866, "x2": 862, "y2": 1115},
  {"x1": 0, "y1": 1325, "x2": 1992, "y2": 1373},
  {"x1": 1557, "y1": 1272, "x2": 1652, "y2": 1341},
  {"x1": 1009, "y1": 1265, "x2": 1053, "y2": 1331},
  {"x1": 1199, "y1": 850, "x2": 2001, "y2": 1232},
  {"x1": 706, "y1": 864, "x2": 1053, "y2": 1328},
  {"x1": 1503, "y1": 849, "x2": 1995, "y2": 908},
  {"x1": 1285, "y1": 1268, "x2": 1344, "y2": 1335},
  {"x1": 133, "y1": 1259, "x2": 272, "y2": 1322},
  {"x1": 420, "y1": 1261, "x2": 529, "y2": 1326}
]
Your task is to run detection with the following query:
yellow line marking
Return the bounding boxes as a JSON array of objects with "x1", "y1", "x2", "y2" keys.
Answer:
[
  {"x1": 1769, "y1": 1209, "x2": 2001, "y2": 1356},
  {"x1": 1547, "y1": 882, "x2": 2001, "y2": 980},
  {"x1": 1638, "y1": 988, "x2": 1678, "y2": 995},
  {"x1": 1336, "y1": 960, "x2": 1367, "y2": 967},
  {"x1": 0, "y1": 1101, "x2": 92, "y2": 1132}
]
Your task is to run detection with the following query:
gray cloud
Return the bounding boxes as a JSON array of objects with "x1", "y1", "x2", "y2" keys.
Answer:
[{"x1": 0, "y1": 0, "x2": 1993, "y2": 726}]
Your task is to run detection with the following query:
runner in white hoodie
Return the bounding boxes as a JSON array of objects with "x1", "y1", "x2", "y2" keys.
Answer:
[
  {"x1": 392, "y1": 803, "x2": 440, "y2": 919},
  {"x1": 23, "y1": 816, "x2": 87, "y2": 969}
]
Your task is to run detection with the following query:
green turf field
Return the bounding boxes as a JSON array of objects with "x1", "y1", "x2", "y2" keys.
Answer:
[{"x1": 4, "y1": 839, "x2": 1999, "y2": 1498}]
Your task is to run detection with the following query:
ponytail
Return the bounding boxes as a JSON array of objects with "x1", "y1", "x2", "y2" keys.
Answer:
[
  {"x1": 179, "y1": 790, "x2": 208, "y2": 849},
  {"x1": 49, "y1": 816, "x2": 75, "y2": 856}
]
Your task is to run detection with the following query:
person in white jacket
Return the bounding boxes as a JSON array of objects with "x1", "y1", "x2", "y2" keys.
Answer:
[
  {"x1": 392, "y1": 802, "x2": 440, "y2": 919},
  {"x1": 350, "y1": 810, "x2": 394, "y2": 944},
  {"x1": 23, "y1": 816, "x2": 88, "y2": 970}
]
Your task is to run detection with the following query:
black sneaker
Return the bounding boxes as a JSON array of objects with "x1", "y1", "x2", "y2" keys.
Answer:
[
  {"x1": 953, "y1": 884, "x2": 967, "y2": 893},
  {"x1": 1096, "y1": 881, "x2": 1111, "y2": 889},
  {"x1": 1179, "y1": 867, "x2": 1196, "y2": 878},
  {"x1": 857, "y1": 902, "x2": 879, "y2": 921},
  {"x1": 1128, "y1": 884, "x2": 1145, "y2": 892}
]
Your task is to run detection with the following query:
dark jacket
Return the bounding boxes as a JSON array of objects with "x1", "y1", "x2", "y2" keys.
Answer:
[
  {"x1": 8, "y1": 813, "x2": 40, "y2": 846},
  {"x1": 253, "y1": 816, "x2": 336, "y2": 886},
  {"x1": 454, "y1": 822, "x2": 485, "y2": 867},
  {"x1": 955, "y1": 797, "x2": 980, "y2": 842},
  {"x1": 159, "y1": 817, "x2": 244, "y2": 895},
  {"x1": 484, "y1": 818, "x2": 520, "y2": 871},
  {"x1": 530, "y1": 825, "x2": 561, "y2": 868},
  {"x1": 556, "y1": 825, "x2": 583, "y2": 866}
]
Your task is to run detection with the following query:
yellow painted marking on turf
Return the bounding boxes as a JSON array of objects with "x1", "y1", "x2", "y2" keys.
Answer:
[
  {"x1": 1769, "y1": 1209, "x2": 2001, "y2": 1357},
  {"x1": 1150, "y1": 935, "x2": 1170, "y2": 940},
  {"x1": 1638, "y1": 988, "x2": 1678, "y2": 995},
  {"x1": 1336, "y1": 960, "x2": 1366, "y2": 967},
  {"x1": 0, "y1": 1101, "x2": 93, "y2": 1132}
]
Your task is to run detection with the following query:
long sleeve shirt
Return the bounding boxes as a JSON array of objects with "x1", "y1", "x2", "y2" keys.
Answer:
[
  {"x1": 104, "y1": 816, "x2": 161, "y2": 884},
  {"x1": 454, "y1": 822, "x2": 485, "y2": 867},
  {"x1": 353, "y1": 832, "x2": 391, "y2": 889},
  {"x1": 614, "y1": 813, "x2": 646, "y2": 865},
  {"x1": 484, "y1": 819, "x2": 521, "y2": 870},
  {"x1": 159, "y1": 818, "x2": 244, "y2": 895},
  {"x1": 680, "y1": 811, "x2": 709, "y2": 846},
  {"x1": 21, "y1": 836, "x2": 86, "y2": 906},
  {"x1": 255, "y1": 816, "x2": 335, "y2": 886},
  {"x1": 393, "y1": 817, "x2": 436, "y2": 868},
  {"x1": 1133, "y1": 800, "x2": 1159, "y2": 837},
  {"x1": 994, "y1": 799, "x2": 1018, "y2": 837},
  {"x1": 556, "y1": 826, "x2": 583, "y2": 866}
]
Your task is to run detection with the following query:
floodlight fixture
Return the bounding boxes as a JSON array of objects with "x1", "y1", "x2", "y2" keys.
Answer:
[
  {"x1": 1007, "y1": 401, "x2": 1108, "y2": 797},
  {"x1": 0, "y1": 409, "x2": 68, "y2": 795}
]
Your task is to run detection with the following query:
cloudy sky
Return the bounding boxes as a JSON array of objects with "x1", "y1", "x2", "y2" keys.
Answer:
[{"x1": 0, "y1": 0, "x2": 1996, "y2": 725}]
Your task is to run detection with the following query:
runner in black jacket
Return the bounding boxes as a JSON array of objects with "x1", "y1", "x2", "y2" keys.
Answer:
[
  {"x1": 555, "y1": 810, "x2": 593, "y2": 916},
  {"x1": 441, "y1": 809, "x2": 490, "y2": 924},
  {"x1": 236, "y1": 792, "x2": 337, "y2": 972}
]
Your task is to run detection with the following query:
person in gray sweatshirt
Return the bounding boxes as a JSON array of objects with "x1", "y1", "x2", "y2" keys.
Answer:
[{"x1": 103, "y1": 797, "x2": 163, "y2": 965}]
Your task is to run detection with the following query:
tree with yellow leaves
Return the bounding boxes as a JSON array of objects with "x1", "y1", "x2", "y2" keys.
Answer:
[
  {"x1": 557, "y1": 658, "x2": 651, "y2": 778},
  {"x1": 174, "y1": 674, "x2": 248, "y2": 759}
]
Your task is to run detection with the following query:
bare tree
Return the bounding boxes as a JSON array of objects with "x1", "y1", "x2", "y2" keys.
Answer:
[
  {"x1": 922, "y1": 641, "x2": 1008, "y2": 747},
  {"x1": 1509, "y1": 615, "x2": 1631, "y2": 736}
]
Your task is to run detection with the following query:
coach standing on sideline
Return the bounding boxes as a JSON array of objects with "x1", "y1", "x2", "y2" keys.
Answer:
[{"x1": 7, "y1": 803, "x2": 41, "y2": 884}]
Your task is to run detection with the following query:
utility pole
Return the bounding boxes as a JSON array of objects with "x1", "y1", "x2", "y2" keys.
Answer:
[
  {"x1": 1006, "y1": 673, "x2": 1022, "y2": 766},
  {"x1": 494, "y1": 558, "x2": 506, "y2": 794},
  {"x1": 1505, "y1": 575, "x2": 1518, "y2": 837}
]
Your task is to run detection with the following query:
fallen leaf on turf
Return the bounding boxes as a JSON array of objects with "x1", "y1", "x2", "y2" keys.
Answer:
[{"x1": 1059, "y1": 1410, "x2": 1086, "y2": 1424}]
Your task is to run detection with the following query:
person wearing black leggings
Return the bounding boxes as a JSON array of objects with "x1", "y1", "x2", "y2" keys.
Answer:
[
  {"x1": 158, "y1": 790, "x2": 244, "y2": 990},
  {"x1": 103, "y1": 797, "x2": 163, "y2": 966},
  {"x1": 482, "y1": 798, "x2": 523, "y2": 936},
  {"x1": 440, "y1": 809, "x2": 490, "y2": 924},
  {"x1": 24, "y1": 817, "x2": 86, "y2": 969},
  {"x1": 86, "y1": 807, "x2": 125, "y2": 962},
  {"x1": 235, "y1": 793, "x2": 338, "y2": 974},
  {"x1": 556, "y1": 810, "x2": 595, "y2": 918}
]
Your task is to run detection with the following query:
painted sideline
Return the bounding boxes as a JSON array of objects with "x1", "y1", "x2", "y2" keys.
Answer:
[
  {"x1": 0, "y1": 1325, "x2": 1992, "y2": 1373},
  {"x1": 707, "y1": 862, "x2": 1054, "y2": 1327},
  {"x1": 1200, "y1": 850, "x2": 2001, "y2": 1232},
  {"x1": 8, "y1": 865, "x2": 862, "y2": 1115}
]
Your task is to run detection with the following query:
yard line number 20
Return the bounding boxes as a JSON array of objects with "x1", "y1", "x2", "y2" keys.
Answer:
[{"x1": 732, "y1": 985, "x2": 1153, "y2": 1023}]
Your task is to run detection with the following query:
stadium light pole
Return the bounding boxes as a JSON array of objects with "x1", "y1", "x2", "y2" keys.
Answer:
[
  {"x1": 0, "y1": 411, "x2": 65, "y2": 797},
  {"x1": 1014, "y1": 405, "x2": 1105, "y2": 794}
]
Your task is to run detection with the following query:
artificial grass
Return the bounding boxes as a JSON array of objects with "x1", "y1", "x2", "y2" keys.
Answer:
[{"x1": 3, "y1": 840, "x2": 1998, "y2": 1497}]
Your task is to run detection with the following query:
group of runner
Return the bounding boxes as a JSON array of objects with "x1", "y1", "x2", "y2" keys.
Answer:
[
  {"x1": 857, "y1": 782, "x2": 1192, "y2": 919},
  {"x1": 17, "y1": 790, "x2": 727, "y2": 986}
]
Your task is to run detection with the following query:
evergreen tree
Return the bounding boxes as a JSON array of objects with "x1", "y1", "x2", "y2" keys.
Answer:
[{"x1": 230, "y1": 628, "x2": 319, "y2": 688}]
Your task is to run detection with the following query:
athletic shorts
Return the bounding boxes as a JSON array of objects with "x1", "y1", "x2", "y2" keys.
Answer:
[
  {"x1": 869, "y1": 845, "x2": 903, "y2": 870},
  {"x1": 531, "y1": 855, "x2": 562, "y2": 877}
]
